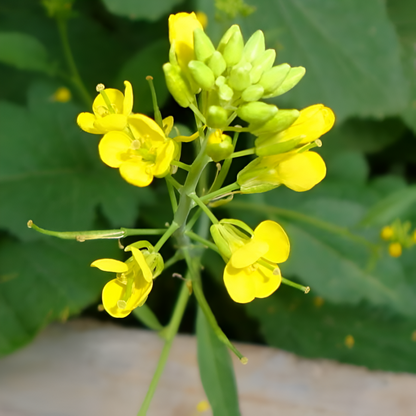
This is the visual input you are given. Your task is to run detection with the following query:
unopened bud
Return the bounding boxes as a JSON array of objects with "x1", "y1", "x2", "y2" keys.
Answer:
[
  {"x1": 258, "y1": 63, "x2": 291, "y2": 94},
  {"x1": 228, "y1": 63, "x2": 252, "y2": 91},
  {"x1": 163, "y1": 63, "x2": 194, "y2": 108},
  {"x1": 206, "y1": 131, "x2": 234, "y2": 162},
  {"x1": 207, "y1": 51, "x2": 227, "y2": 77},
  {"x1": 243, "y1": 30, "x2": 265, "y2": 63},
  {"x1": 241, "y1": 84, "x2": 264, "y2": 102},
  {"x1": 217, "y1": 25, "x2": 241, "y2": 53},
  {"x1": 250, "y1": 109, "x2": 300, "y2": 135},
  {"x1": 250, "y1": 49, "x2": 276, "y2": 84},
  {"x1": 194, "y1": 28, "x2": 215, "y2": 62},
  {"x1": 222, "y1": 28, "x2": 244, "y2": 67},
  {"x1": 264, "y1": 66, "x2": 306, "y2": 98},
  {"x1": 188, "y1": 60, "x2": 215, "y2": 90},
  {"x1": 207, "y1": 105, "x2": 229, "y2": 129},
  {"x1": 237, "y1": 102, "x2": 278, "y2": 124},
  {"x1": 218, "y1": 83, "x2": 234, "y2": 102}
]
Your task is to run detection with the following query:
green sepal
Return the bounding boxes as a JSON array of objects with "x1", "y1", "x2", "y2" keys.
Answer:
[
  {"x1": 264, "y1": 66, "x2": 306, "y2": 98},
  {"x1": 207, "y1": 105, "x2": 230, "y2": 129},
  {"x1": 207, "y1": 51, "x2": 227, "y2": 77},
  {"x1": 222, "y1": 27, "x2": 244, "y2": 67},
  {"x1": 241, "y1": 84, "x2": 264, "y2": 102},
  {"x1": 237, "y1": 157, "x2": 280, "y2": 194},
  {"x1": 228, "y1": 63, "x2": 252, "y2": 92},
  {"x1": 250, "y1": 109, "x2": 300, "y2": 135},
  {"x1": 250, "y1": 49, "x2": 276, "y2": 84},
  {"x1": 255, "y1": 136, "x2": 304, "y2": 157},
  {"x1": 188, "y1": 60, "x2": 215, "y2": 90},
  {"x1": 237, "y1": 102, "x2": 278, "y2": 124},
  {"x1": 194, "y1": 27, "x2": 216, "y2": 62},
  {"x1": 243, "y1": 30, "x2": 265, "y2": 63},
  {"x1": 258, "y1": 63, "x2": 291, "y2": 94},
  {"x1": 163, "y1": 63, "x2": 193, "y2": 108}
]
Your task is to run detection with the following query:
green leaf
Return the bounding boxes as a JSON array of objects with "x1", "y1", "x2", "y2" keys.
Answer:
[
  {"x1": 117, "y1": 39, "x2": 170, "y2": 115},
  {"x1": 0, "y1": 236, "x2": 120, "y2": 356},
  {"x1": 246, "y1": 285, "x2": 416, "y2": 373},
  {"x1": 199, "y1": 0, "x2": 408, "y2": 122},
  {"x1": 101, "y1": 0, "x2": 184, "y2": 21},
  {"x1": 196, "y1": 307, "x2": 241, "y2": 416},
  {"x1": 0, "y1": 81, "x2": 153, "y2": 241},
  {"x1": 0, "y1": 32, "x2": 52, "y2": 74}
]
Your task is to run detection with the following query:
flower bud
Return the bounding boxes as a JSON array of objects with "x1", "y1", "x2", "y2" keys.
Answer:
[
  {"x1": 228, "y1": 63, "x2": 252, "y2": 91},
  {"x1": 250, "y1": 49, "x2": 276, "y2": 84},
  {"x1": 250, "y1": 109, "x2": 300, "y2": 135},
  {"x1": 222, "y1": 28, "x2": 244, "y2": 67},
  {"x1": 207, "y1": 105, "x2": 229, "y2": 129},
  {"x1": 218, "y1": 83, "x2": 234, "y2": 102},
  {"x1": 241, "y1": 84, "x2": 264, "y2": 102},
  {"x1": 264, "y1": 66, "x2": 306, "y2": 98},
  {"x1": 163, "y1": 63, "x2": 194, "y2": 108},
  {"x1": 258, "y1": 63, "x2": 291, "y2": 94},
  {"x1": 243, "y1": 30, "x2": 265, "y2": 63},
  {"x1": 206, "y1": 130, "x2": 234, "y2": 162},
  {"x1": 217, "y1": 25, "x2": 241, "y2": 54},
  {"x1": 188, "y1": 60, "x2": 215, "y2": 90},
  {"x1": 194, "y1": 27, "x2": 215, "y2": 62},
  {"x1": 207, "y1": 51, "x2": 227, "y2": 77},
  {"x1": 237, "y1": 102, "x2": 278, "y2": 124}
]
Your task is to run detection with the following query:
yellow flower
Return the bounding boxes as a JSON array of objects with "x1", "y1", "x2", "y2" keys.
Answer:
[
  {"x1": 380, "y1": 226, "x2": 394, "y2": 241},
  {"x1": 77, "y1": 81, "x2": 133, "y2": 134},
  {"x1": 238, "y1": 151, "x2": 326, "y2": 194},
  {"x1": 222, "y1": 220, "x2": 290, "y2": 303},
  {"x1": 52, "y1": 86, "x2": 71, "y2": 103},
  {"x1": 388, "y1": 242, "x2": 402, "y2": 258},
  {"x1": 169, "y1": 12, "x2": 203, "y2": 71},
  {"x1": 91, "y1": 247, "x2": 154, "y2": 318},
  {"x1": 98, "y1": 114, "x2": 176, "y2": 187}
]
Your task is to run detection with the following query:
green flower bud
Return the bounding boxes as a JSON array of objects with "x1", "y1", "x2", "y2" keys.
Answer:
[
  {"x1": 215, "y1": 76, "x2": 226, "y2": 87},
  {"x1": 264, "y1": 67, "x2": 306, "y2": 98},
  {"x1": 188, "y1": 60, "x2": 215, "y2": 91},
  {"x1": 228, "y1": 63, "x2": 252, "y2": 91},
  {"x1": 207, "y1": 51, "x2": 227, "y2": 77},
  {"x1": 194, "y1": 28, "x2": 216, "y2": 62},
  {"x1": 222, "y1": 28, "x2": 244, "y2": 67},
  {"x1": 243, "y1": 30, "x2": 265, "y2": 63},
  {"x1": 206, "y1": 130, "x2": 234, "y2": 162},
  {"x1": 237, "y1": 102, "x2": 278, "y2": 124},
  {"x1": 163, "y1": 63, "x2": 194, "y2": 108},
  {"x1": 207, "y1": 105, "x2": 229, "y2": 129},
  {"x1": 250, "y1": 109, "x2": 300, "y2": 135},
  {"x1": 258, "y1": 63, "x2": 291, "y2": 94},
  {"x1": 255, "y1": 136, "x2": 304, "y2": 157},
  {"x1": 217, "y1": 25, "x2": 241, "y2": 54},
  {"x1": 250, "y1": 49, "x2": 276, "y2": 84},
  {"x1": 218, "y1": 83, "x2": 234, "y2": 102},
  {"x1": 241, "y1": 84, "x2": 264, "y2": 102},
  {"x1": 237, "y1": 157, "x2": 278, "y2": 194}
]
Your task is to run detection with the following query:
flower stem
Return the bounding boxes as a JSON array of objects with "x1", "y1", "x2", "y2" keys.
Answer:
[
  {"x1": 200, "y1": 182, "x2": 240, "y2": 203},
  {"x1": 137, "y1": 281, "x2": 190, "y2": 416},
  {"x1": 171, "y1": 160, "x2": 192, "y2": 171},
  {"x1": 188, "y1": 192, "x2": 219, "y2": 224},
  {"x1": 146, "y1": 76, "x2": 163, "y2": 128},
  {"x1": 165, "y1": 177, "x2": 178, "y2": 213},
  {"x1": 185, "y1": 230, "x2": 219, "y2": 253},
  {"x1": 154, "y1": 222, "x2": 179, "y2": 252},
  {"x1": 229, "y1": 148, "x2": 256, "y2": 159}
]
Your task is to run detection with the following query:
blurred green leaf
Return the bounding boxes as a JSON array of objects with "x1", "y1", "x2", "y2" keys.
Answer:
[
  {"x1": 117, "y1": 39, "x2": 170, "y2": 115},
  {"x1": 196, "y1": 307, "x2": 241, "y2": 416},
  {"x1": 246, "y1": 285, "x2": 416, "y2": 373},
  {"x1": 0, "y1": 80, "x2": 153, "y2": 241},
  {"x1": 0, "y1": 237, "x2": 119, "y2": 357},
  {"x1": 0, "y1": 32, "x2": 52, "y2": 74},
  {"x1": 199, "y1": 0, "x2": 408, "y2": 122},
  {"x1": 101, "y1": 0, "x2": 184, "y2": 21}
]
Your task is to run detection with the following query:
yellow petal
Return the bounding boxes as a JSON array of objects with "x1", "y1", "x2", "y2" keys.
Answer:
[
  {"x1": 224, "y1": 262, "x2": 256, "y2": 303},
  {"x1": 98, "y1": 131, "x2": 131, "y2": 168},
  {"x1": 154, "y1": 140, "x2": 175, "y2": 177},
  {"x1": 130, "y1": 247, "x2": 153, "y2": 282},
  {"x1": 93, "y1": 88, "x2": 124, "y2": 115},
  {"x1": 128, "y1": 114, "x2": 166, "y2": 143},
  {"x1": 119, "y1": 159, "x2": 153, "y2": 187},
  {"x1": 230, "y1": 239, "x2": 269, "y2": 269},
  {"x1": 253, "y1": 220, "x2": 290, "y2": 263},
  {"x1": 123, "y1": 81, "x2": 133, "y2": 115},
  {"x1": 77, "y1": 112, "x2": 106, "y2": 134},
  {"x1": 252, "y1": 264, "x2": 281, "y2": 298},
  {"x1": 93, "y1": 114, "x2": 128, "y2": 132},
  {"x1": 91, "y1": 258, "x2": 128, "y2": 273},
  {"x1": 162, "y1": 116, "x2": 174, "y2": 135},
  {"x1": 277, "y1": 151, "x2": 326, "y2": 192},
  {"x1": 174, "y1": 131, "x2": 199, "y2": 142}
]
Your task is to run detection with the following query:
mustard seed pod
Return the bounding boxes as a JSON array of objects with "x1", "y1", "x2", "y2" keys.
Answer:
[
  {"x1": 250, "y1": 109, "x2": 300, "y2": 135},
  {"x1": 237, "y1": 102, "x2": 278, "y2": 124},
  {"x1": 188, "y1": 60, "x2": 215, "y2": 90},
  {"x1": 207, "y1": 51, "x2": 227, "y2": 77},
  {"x1": 207, "y1": 105, "x2": 229, "y2": 129},
  {"x1": 258, "y1": 63, "x2": 291, "y2": 94},
  {"x1": 163, "y1": 63, "x2": 194, "y2": 108},
  {"x1": 228, "y1": 63, "x2": 252, "y2": 91},
  {"x1": 243, "y1": 30, "x2": 265, "y2": 63},
  {"x1": 250, "y1": 49, "x2": 276, "y2": 84},
  {"x1": 264, "y1": 67, "x2": 306, "y2": 98},
  {"x1": 222, "y1": 28, "x2": 244, "y2": 67},
  {"x1": 241, "y1": 84, "x2": 265, "y2": 102},
  {"x1": 194, "y1": 28, "x2": 216, "y2": 62}
]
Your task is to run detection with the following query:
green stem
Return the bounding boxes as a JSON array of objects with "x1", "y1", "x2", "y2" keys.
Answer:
[
  {"x1": 165, "y1": 177, "x2": 178, "y2": 213},
  {"x1": 185, "y1": 230, "x2": 219, "y2": 253},
  {"x1": 154, "y1": 222, "x2": 179, "y2": 252},
  {"x1": 137, "y1": 281, "x2": 190, "y2": 416},
  {"x1": 229, "y1": 148, "x2": 256, "y2": 159},
  {"x1": 132, "y1": 304, "x2": 164, "y2": 332},
  {"x1": 200, "y1": 182, "x2": 240, "y2": 204},
  {"x1": 189, "y1": 102, "x2": 207, "y2": 125},
  {"x1": 185, "y1": 208, "x2": 202, "y2": 232},
  {"x1": 146, "y1": 76, "x2": 163, "y2": 128},
  {"x1": 171, "y1": 160, "x2": 191, "y2": 171},
  {"x1": 281, "y1": 277, "x2": 310, "y2": 293},
  {"x1": 188, "y1": 192, "x2": 219, "y2": 224},
  {"x1": 164, "y1": 251, "x2": 184, "y2": 270},
  {"x1": 56, "y1": 17, "x2": 91, "y2": 107},
  {"x1": 165, "y1": 175, "x2": 183, "y2": 191}
]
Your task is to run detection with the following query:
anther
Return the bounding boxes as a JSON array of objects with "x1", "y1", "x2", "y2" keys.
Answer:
[
  {"x1": 131, "y1": 140, "x2": 141, "y2": 150},
  {"x1": 76, "y1": 235, "x2": 86, "y2": 242},
  {"x1": 172, "y1": 273, "x2": 186, "y2": 281},
  {"x1": 272, "y1": 267, "x2": 281, "y2": 276},
  {"x1": 315, "y1": 139, "x2": 322, "y2": 147},
  {"x1": 240, "y1": 356, "x2": 249, "y2": 365},
  {"x1": 117, "y1": 300, "x2": 127, "y2": 309},
  {"x1": 96, "y1": 83, "x2": 105, "y2": 92},
  {"x1": 304, "y1": 286, "x2": 311, "y2": 294},
  {"x1": 27, "y1": 220, "x2": 33, "y2": 228}
]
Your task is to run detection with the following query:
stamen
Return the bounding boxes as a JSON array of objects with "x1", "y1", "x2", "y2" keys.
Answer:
[
  {"x1": 95, "y1": 84, "x2": 115, "y2": 114},
  {"x1": 117, "y1": 300, "x2": 127, "y2": 309},
  {"x1": 96, "y1": 83, "x2": 105, "y2": 92},
  {"x1": 131, "y1": 140, "x2": 141, "y2": 150}
]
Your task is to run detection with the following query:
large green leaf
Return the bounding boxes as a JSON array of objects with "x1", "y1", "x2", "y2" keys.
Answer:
[
  {"x1": 0, "y1": 81, "x2": 153, "y2": 241},
  {"x1": 196, "y1": 307, "x2": 241, "y2": 416},
  {"x1": 101, "y1": 0, "x2": 184, "y2": 21},
  {"x1": 198, "y1": 0, "x2": 408, "y2": 122},
  {"x1": 0, "y1": 32, "x2": 52, "y2": 74},
  {"x1": 246, "y1": 285, "x2": 416, "y2": 373},
  {"x1": 0, "y1": 236, "x2": 120, "y2": 356}
]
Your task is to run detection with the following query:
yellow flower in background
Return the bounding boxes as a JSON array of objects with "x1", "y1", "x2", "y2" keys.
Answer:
[
  {"x1": 223, "y1": 220, "x2": 290, "y2": 303},
  {"x1": 169, "y1": 12, "x2": 203, "y2": 71},
  {"x1": 380, "y1": 225, "x2": 394, "y2": 241},
  {"x1": 52, "y1": 86, "x2": 71, "y2": 103},
  {"x1": 77, "y1": 81, "x2": 133, "y2": 134},
  {"x1": 98, "y1": 114, "x2": 176, "y2": 187},
  {"x1": 388, "y1": 242, "x2": 402, "y2": 258},
  {"x1": 91, "y1": 247, "x2": 154, "y2": 318}
]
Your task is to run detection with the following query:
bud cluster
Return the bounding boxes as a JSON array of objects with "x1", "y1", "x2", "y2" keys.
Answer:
[{"x1": 380, "y1": 220, "x2": 416, "y2": 258}]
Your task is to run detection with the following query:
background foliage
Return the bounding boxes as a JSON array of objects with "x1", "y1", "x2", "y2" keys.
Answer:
[{"x1": 1, "y1": 0, "x2": 416, "y2": 375}]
